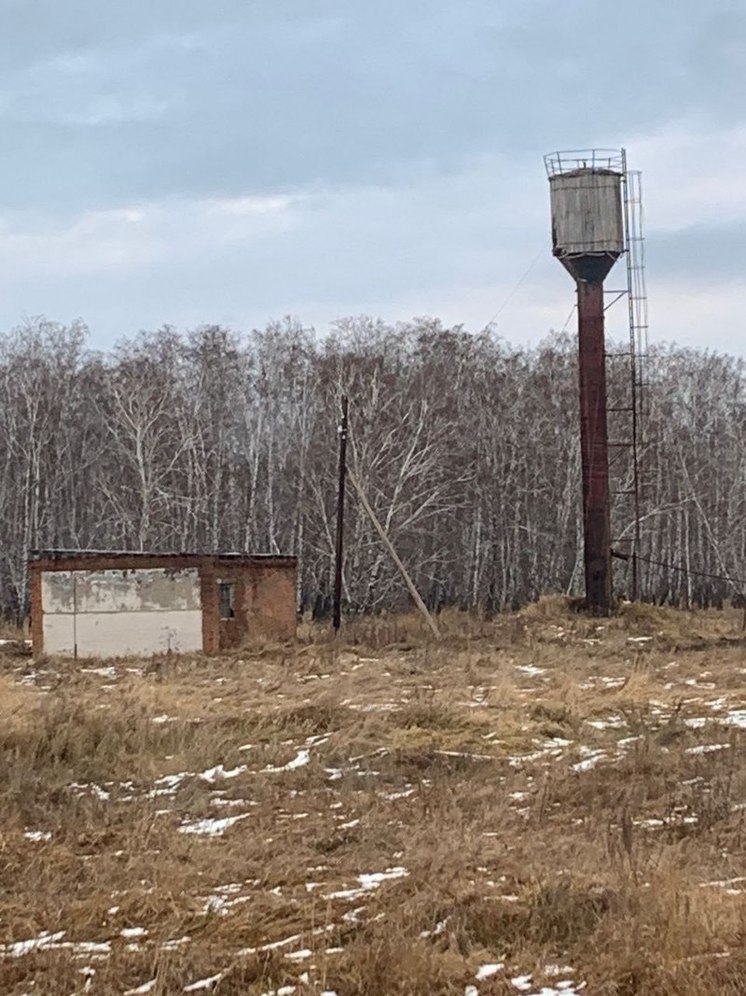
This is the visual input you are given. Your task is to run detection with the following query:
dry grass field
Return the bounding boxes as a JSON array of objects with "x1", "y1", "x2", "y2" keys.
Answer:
[{"x1": 0, "y1": 599, "x2": 744, "y2": 995}]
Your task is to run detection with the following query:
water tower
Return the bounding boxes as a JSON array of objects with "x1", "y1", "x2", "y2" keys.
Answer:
[{"x1": 544, "y1": 149, "x2": 626, "y2": 615}]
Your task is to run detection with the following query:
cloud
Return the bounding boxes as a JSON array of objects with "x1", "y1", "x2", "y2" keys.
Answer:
[
  {"x1": 0, "y1": 193, "x2": 299, "y2": 277},
  {"x1": 630, "y1": 121, "x2": 746, "y2": 231},
  {"x1": 0, "y1": 1, "x2": 743, "y2": 356}
]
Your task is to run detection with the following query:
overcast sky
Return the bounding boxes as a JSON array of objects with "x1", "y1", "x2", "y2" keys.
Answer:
[{"x1": 1, "y1": 0, "x2": 745, "y2": 355}]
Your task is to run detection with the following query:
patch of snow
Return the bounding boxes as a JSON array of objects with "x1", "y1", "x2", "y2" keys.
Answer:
[
  {"x1": 210, "y1": 797, "x2": 246, "y2": 809},
  {"x1": 199, "y1": 764, "x2": 247, "y2": 783},
  {"x1": 706, "y1": 697, "x2": 727, "y2": 711},
  {"x1": 382, "y1": 787, "x2": 416, "y2": 800},
  {"x1": 305, "y1": 734, "x2": 330, "y2": 746},
  {"x1": 161, "y1": 936, "x2": 190, "y2": 950},
  {"x1": 0, "y1": 930, "x2": 112, "y2": 960},
  {"x1": 685, "y1": 743, "x2": 730, "y2": 755},
  {"x1": 572, "y1": 750, "x2": 606, "y2": 772},
  {"x1": 683, "y1": 717, "x2": 709, "y2": 729},
  {"x1": 286, "y1": 948, "x2": 312, "y2": 961},
  {"x1": 465, "y1": 988, "x2": 479, "y2": 996},
  {"x1": 725, "y1": 710, "x2": 746, "y2": 729},
  {"x1": 0, "y1": 930, "x2": 66, "y2": 957},
  {"x1": 586, "y1": 716, "x2": 626, "y2": 730},
  {"x1": 238, "y1": 926, "x2": 335, "y2": 958},
  {"x1": 512, "y1": 976, "x2": 533, "y2": 991},
  {"x1": 616, "y1": 736, "x2": 641, "y2": 748},
  {"x1": 64, "y1": 940, "x2": 112, "y2": 956},
  {"x1": 149, "y1": 772, "x2": 190, "y2": 796},
  {"x1": 516, "y1": 664, "x2": 546, "y2": 678},
  {"x1": 184, "y1": 971, "x2": 227, "y2": 991},
  {"x1": 263, "y1": 749, "x2": 310, "y2": 773},
  {"x1": 120, "y1": 927, "x2": 147, "y2": 939},
  {"x1": 24, "y1": 830, "x2": 52, "y2": 842},
  {"x1": 81, "y1": 666, "x2": 119, "y2": 679},
  {"x1": 420, "y1": 917, "x2": 449, "y2": 938},
  {"x1": 178, "y1": 814, "x2": 248, "y2": 836},
  {"x1": 358, "y1": 867, "x2": 408, "y2": 889},
  {"x1": 544, "y1": 965, "x2": 575, "y2": 977},
  {"x1": 124, "y1": 982, "x2": 157, "y2": 995},
  {"x1": 700, "y1": 876, "x2": 746, "y2": 895},
  {"x1": 476, "y1": 962, "x2": 504, "y2": 979},
  {"x1": 70, "y1": 782, "x2": 111, "y2": 802},
  {"x1": 434, "y1": 749, "x2": 494, "y2": 761}
]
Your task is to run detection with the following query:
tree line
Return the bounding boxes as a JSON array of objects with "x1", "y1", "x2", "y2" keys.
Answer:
[{"x1": 0, "y1": 315, "x2": 743, "y2": 622}]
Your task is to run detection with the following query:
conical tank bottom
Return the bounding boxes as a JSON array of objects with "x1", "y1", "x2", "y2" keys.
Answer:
[{"x1": 556, "y1": 251, "x2": 621, "y2": 285}]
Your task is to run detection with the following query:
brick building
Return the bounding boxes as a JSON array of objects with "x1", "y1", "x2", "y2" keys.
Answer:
[{"x1": 29, "y1": 550, "x2": 297, "y2": 658}]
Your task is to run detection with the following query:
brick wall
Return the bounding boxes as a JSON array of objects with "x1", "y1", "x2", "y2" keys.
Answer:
[{"x1": 29, "y1": 553, "x2": 297, "y2": 656}]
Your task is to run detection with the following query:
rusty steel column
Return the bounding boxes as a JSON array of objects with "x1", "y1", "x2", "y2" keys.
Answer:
[{"x1": 576, "y1": 280, "x2": 612, "y2": 614}]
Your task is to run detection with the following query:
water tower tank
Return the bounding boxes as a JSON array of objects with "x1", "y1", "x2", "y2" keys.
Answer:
[{"x1": 545, "y1": 150, "x2": 624, "y2": 285}]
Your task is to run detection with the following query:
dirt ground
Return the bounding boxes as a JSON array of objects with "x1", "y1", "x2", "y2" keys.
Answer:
[{"x1": 0, "y1": 599, "x2": 744, "y2": 995}]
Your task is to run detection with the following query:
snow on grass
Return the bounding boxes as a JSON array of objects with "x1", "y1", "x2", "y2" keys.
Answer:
[
  {"x1": 325, "y1": 867, "x2": 409, "y2": 902},
  {"x1": 262, "y1": 749, "x2": 310, "y2": 773},
  {"x1": 725, "y1": 709, "x2": 746, "y2": 729},
  {"x1": 512, "y1": 976, "x2": 533, "y2": 991},
  {"x1": 199, "y1": 763, "x2": 248, "y2": 783},
  {"x1": 183, "y1": 970, "x2": 227, "y2": 991},
  {"x1": 178, "y1": 814, "x2": 248, "y2": 836},
  {"x1": 23, "y1": 829, "x2": 52, "y2": 842},
  {"x1": 70, "y1": 782, "x2": 110, "y2": 802},
  {"x1": 475, "y1": 962, "x2": 504, "y2": 979},
  {"x1": 286, "y1": 947, "x2": 312, "y2": 961},
  {"x1": 149, "y1": 772, "x2": 190, "y2": 796},
  {"x1": 81, "y1": 666, "x2": 119, "y2": 679},
  {"x1": 434, "y1": 749, "x2": 494, "y2": 761},
  {"x1": 0, "y1": 930, "x2": 112, "y2": 959},
  {"x1": 516, "y1": 664, "x2": 546, "y2": 678},
  {"x1": 700, "y1": 876, "x2": 746, "y2": 895},
  {"x1": 0, "y1": 930, "x2": 66, "y2": 957},
  {"x1": 382, "y1": 787, "x2": 416, "y2": 800},
  {"x1": 571, "y1": 748, "x2": 607, "y2": 772},
  {"x1": 124, "y1": 981, "x2": 157, "y2": 995},
  {"x1": 683, "y1": 717, "x2": 710, "y2": 729},
  {"x1": 202, "y1": 883, "x2": 253, "y2": 915}
]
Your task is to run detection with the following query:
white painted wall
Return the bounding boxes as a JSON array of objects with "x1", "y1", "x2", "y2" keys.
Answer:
[{"x1": 41, "y1": 568, "x2": 203, "y2": 657}]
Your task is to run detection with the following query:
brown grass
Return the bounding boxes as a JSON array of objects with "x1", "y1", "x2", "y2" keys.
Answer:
[{"x1": 0, "y1": 600, "x2": 744, "y2": 994}]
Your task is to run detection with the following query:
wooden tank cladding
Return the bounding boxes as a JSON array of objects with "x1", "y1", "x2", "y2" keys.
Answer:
[{"x1": 549, "y1": 168, "x2": 624, "y2": 259}]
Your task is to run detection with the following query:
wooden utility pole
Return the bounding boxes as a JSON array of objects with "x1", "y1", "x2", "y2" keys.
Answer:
[
  {"x1": 347, "y1": 468, "x2": 441, "y2": 640},
  {"x1": 332, "y1": 396, "x2": 348, "y2": 632}
]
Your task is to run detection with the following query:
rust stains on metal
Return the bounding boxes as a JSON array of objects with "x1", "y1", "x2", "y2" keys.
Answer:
[{"x1": 577, "y1": 280, "x2": 612, "y2": 614}]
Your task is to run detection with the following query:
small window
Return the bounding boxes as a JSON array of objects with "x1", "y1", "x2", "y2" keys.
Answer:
[{"x1": 218, "y1": 581, "x2": 236, "y2": 620}]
